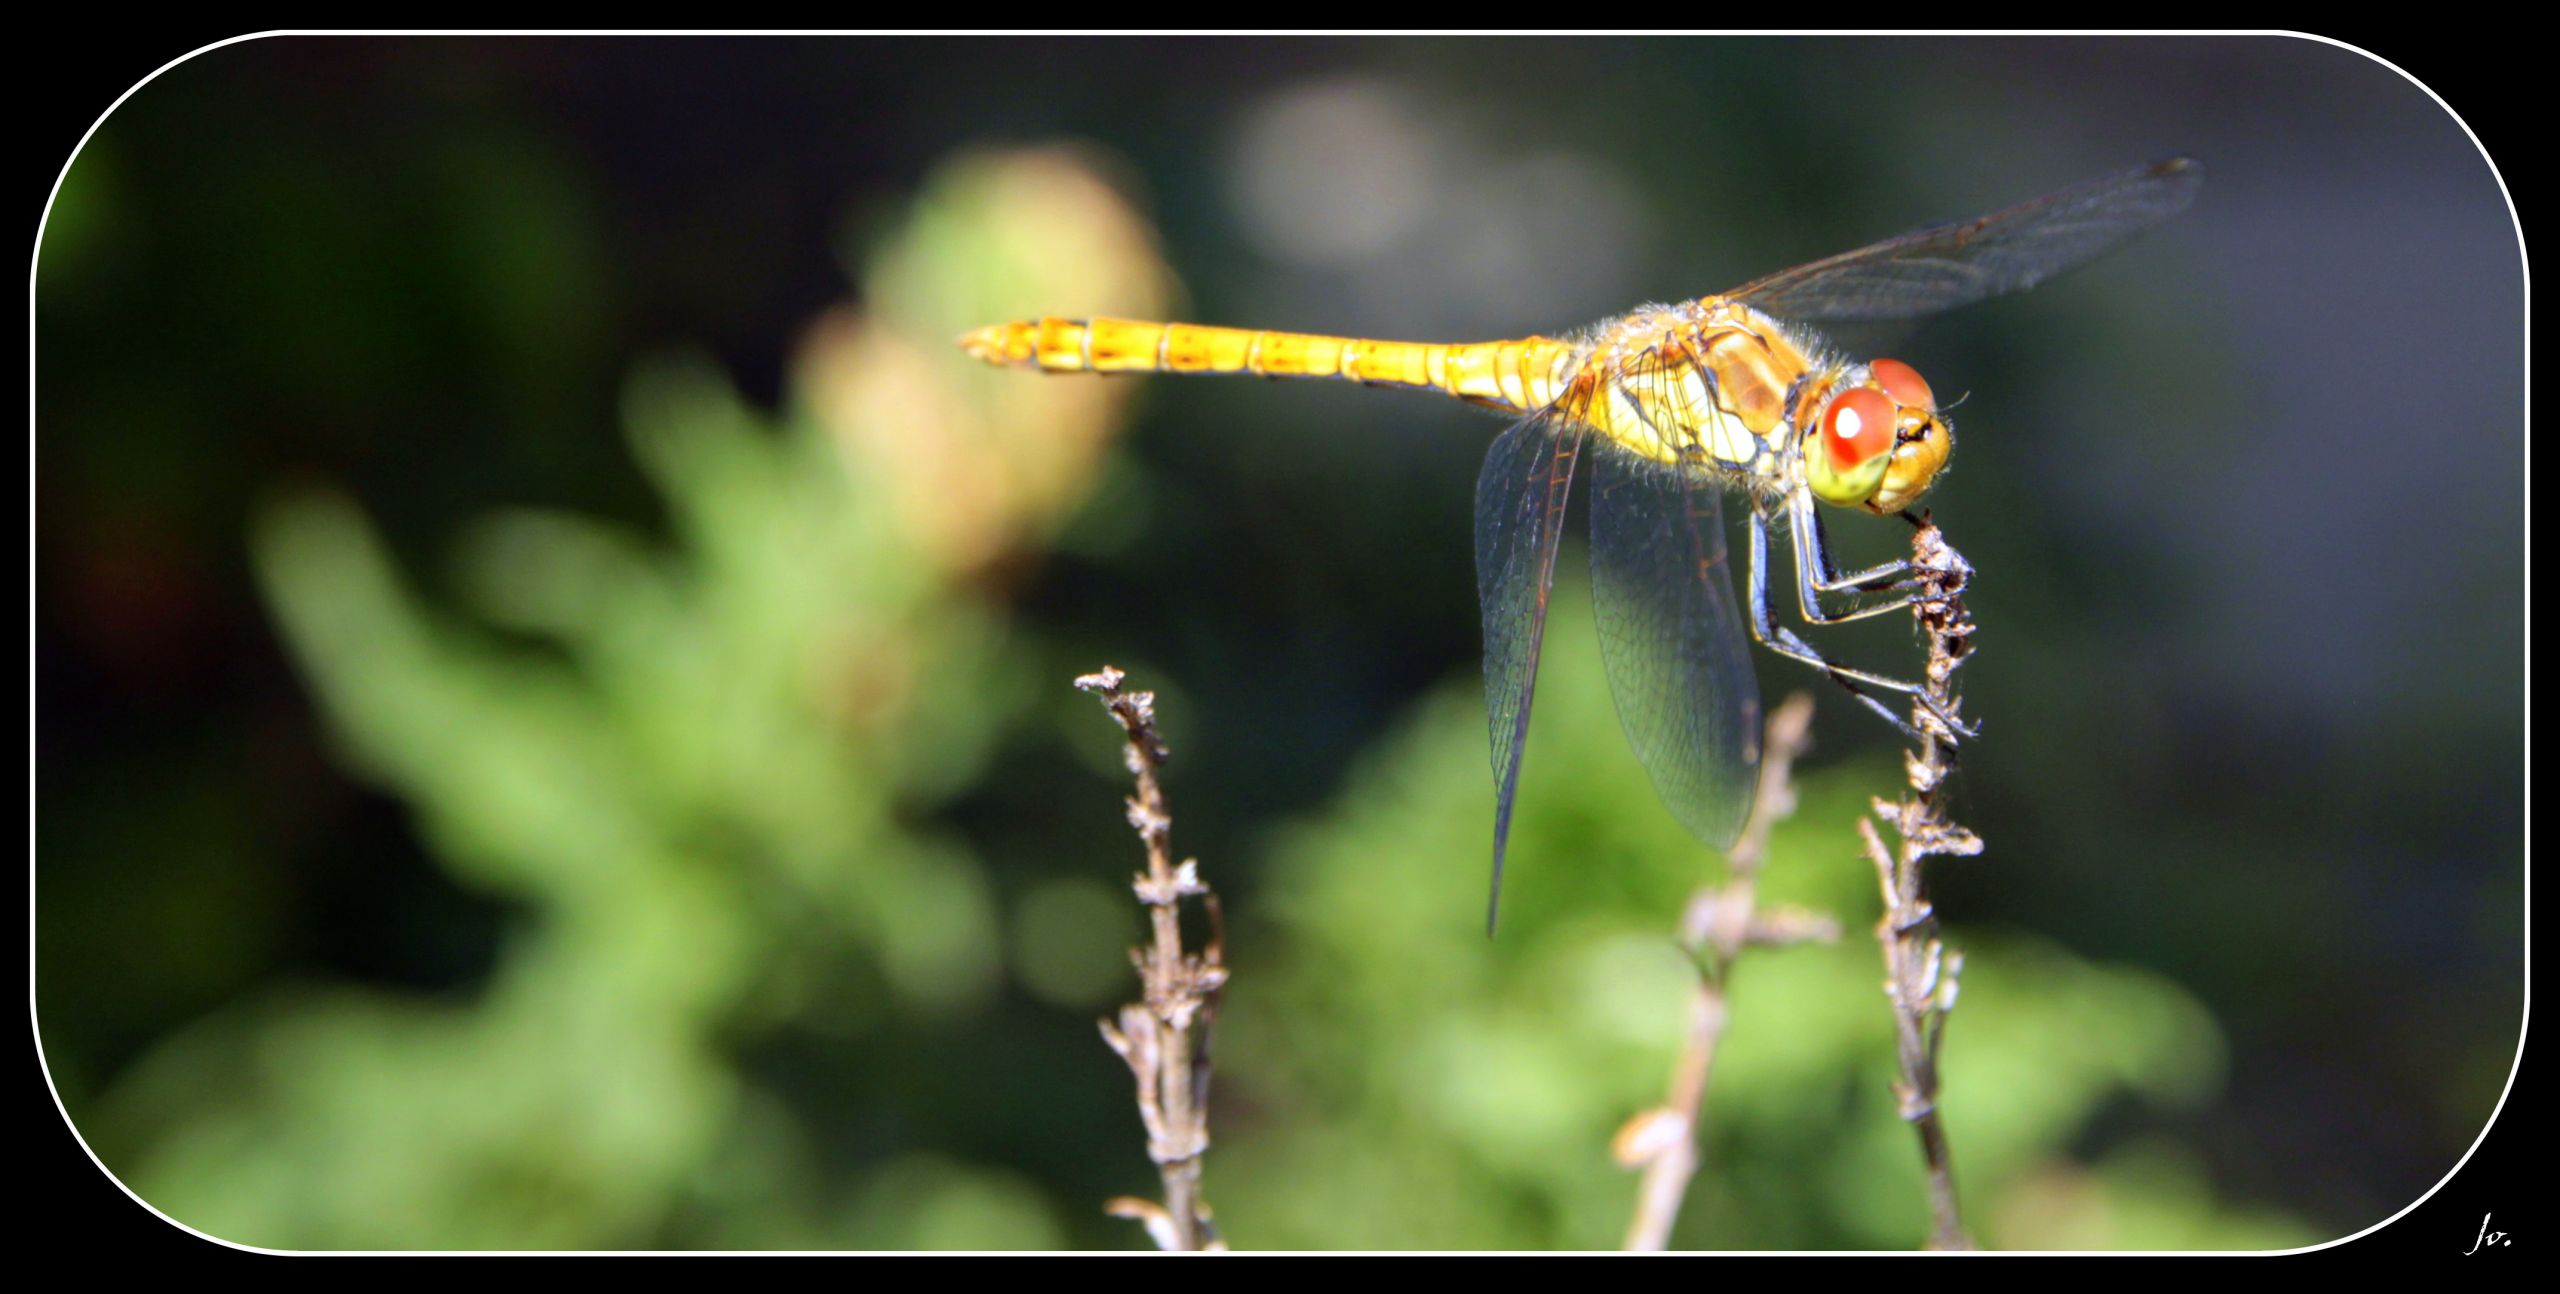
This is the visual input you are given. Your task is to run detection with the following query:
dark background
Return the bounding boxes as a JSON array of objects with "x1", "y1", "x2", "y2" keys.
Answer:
[{"x1": 36, "y1": 36, "x2": 2520, "y2": 1249}]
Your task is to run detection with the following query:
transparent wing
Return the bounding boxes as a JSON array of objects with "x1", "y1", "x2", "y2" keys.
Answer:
[
  {"x1": 1727, "y1": 157, "x2": 2202, "y2": 324},
  {"x1": 1588, "y1": 443, "x2": 1761, "y2": 853},
  {"x1": 1476, "y1": 410, "x2": 1585, "y2": 933}
]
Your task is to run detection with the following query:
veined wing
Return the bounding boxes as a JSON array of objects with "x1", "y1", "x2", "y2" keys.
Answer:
[
  {"x1": 1727, "y1": 157, "x2": 2202, "y2": 324},
  {"x1": 1588, "y1": 442, "x2": 1761, "y2": 855},
  {"x1": 1476, "y1": 409, "x2": 1586, "y2": 933}
]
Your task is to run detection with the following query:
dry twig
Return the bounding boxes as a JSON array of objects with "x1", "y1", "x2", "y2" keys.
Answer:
[
  {"x1": 1079, "y1": 666, "x2": 1228, "y2": 1252},
  {"x1": 1617, "y1": 692, "x2": 1838, "y2": 1250},
  {"x1": 1860, "y1": 518, "x2": 1984, "y2": 1250}
]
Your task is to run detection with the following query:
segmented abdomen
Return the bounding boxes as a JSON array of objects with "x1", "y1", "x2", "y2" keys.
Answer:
[{"x1": 959, "y1": 316, "x2": 1579, "y2": 415}]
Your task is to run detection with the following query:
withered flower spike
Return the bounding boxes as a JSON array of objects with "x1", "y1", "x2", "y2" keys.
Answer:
[{"x1": 1080, "y1": 665, "x2": 1222, "y2": 1251}]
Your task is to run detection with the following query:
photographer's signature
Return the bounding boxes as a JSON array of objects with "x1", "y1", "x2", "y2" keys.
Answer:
[{"x1": 2465, "y1": 1214, "x2": 2511, "y2": 1255}]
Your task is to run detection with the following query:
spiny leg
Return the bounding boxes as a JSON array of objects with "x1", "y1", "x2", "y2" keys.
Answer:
[
  {"x1": 1787, "y1": 487, "x2": 1938, "y2": 624},
  {"x1": 1746, "y1": 502, "x2": 1976, "y2": 741}
]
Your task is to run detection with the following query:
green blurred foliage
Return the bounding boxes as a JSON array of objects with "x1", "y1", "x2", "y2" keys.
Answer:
[
  {"x1": 127, "y1": 360, "x2": 1030, "y2": 1246},
  {"x1": 84, "y1": 151, "x2": 1109, "y2": 1249}
]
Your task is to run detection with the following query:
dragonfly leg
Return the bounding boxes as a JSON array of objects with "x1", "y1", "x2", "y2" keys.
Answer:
[
  {"x1": 1747, "y1": 505, "x2": 1977, "y2": 742},
  {"x1": 1789, "y1": 489, "x2": 1935, "y2": 624}
]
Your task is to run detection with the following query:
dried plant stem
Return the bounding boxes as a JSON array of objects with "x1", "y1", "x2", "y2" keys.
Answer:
[
  {"x1": 1079, "y1": 666, "x2": 1228, "y2": 1252},
  {"x1": 1619, "y1": 692, "x2": 1839, "y2": 1251},
  {"x1": 1861, "y1": 518, "x2": 1984, "y2": 1251}
]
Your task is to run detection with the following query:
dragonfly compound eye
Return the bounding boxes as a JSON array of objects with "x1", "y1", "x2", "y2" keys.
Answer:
[
  {"x1": 1869, "y1": 357, "x2": 1936, "y2": 411},
  {"x1": 1807, "y1": 386, "x2": 1896, "y2": 507}
]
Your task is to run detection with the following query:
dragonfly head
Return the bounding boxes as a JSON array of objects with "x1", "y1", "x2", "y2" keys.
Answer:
[{"x1": 1804, "y1": 358, "x2": 1952, "y2": 515}]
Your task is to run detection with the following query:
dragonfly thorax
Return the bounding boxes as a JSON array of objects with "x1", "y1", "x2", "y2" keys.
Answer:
[{"x1": 1569, "y1": 300, "x2": 1818, "y2": 485}]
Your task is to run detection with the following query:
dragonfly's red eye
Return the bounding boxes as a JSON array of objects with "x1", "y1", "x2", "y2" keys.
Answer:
[
  {"x1": 1870, "y1": 357, "x2": 1934, "y2": 411},
  {"x1": 1822, "y1": 387, "x2": 1895, "y2": 471}
]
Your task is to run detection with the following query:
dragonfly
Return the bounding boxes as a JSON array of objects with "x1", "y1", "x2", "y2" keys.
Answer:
[{"x1": 962, "y1": 157, "x2": 2201, "y2": 928}]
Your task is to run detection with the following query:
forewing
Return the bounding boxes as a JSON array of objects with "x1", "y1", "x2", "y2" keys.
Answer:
[
  {"x1": 1588, "y1": 445, "x2": 1761, "y2": 852},
  {"x1": 1728, "y1": 157, "x2": 2202, "y2": 324},
  {"x1": 1476, "y1": 411, "x2": 1586, "y2": 932}
]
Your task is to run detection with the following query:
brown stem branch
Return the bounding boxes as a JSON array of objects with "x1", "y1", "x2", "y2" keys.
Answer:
[
  {"x1": 1080, "y1": 666, "x2": 1227, "y2": 1252},
  {"x1": 1863, "y1": 518, "x2": 1984, "y2": 1251},
  {"x1": 1619, "y1": 692, "x2": 1835, "y2": 1251}
]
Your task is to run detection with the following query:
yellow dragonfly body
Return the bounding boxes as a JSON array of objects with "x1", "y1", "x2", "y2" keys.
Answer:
[{"x1": 964, "y1": 158, "x2": 2201, "y2": 926}]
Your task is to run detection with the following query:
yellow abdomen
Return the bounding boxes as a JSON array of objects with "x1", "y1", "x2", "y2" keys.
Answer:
[{"x1": 960, "y1": 316, "x2": 1580, "y2": 415}]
